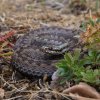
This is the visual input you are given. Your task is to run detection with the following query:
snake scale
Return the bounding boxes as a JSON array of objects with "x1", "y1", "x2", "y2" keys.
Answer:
[{"x1": 11, "y1": 26, "x2": 80, "y2": 80}]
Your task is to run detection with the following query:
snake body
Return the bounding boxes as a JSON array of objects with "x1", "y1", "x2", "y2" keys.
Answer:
[{"x1": 11, "y1": 27, "x2": 80, "y2": 80}]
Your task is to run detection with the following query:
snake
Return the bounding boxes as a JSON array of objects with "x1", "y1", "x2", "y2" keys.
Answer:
[{"x1": 11, "y1": 26, "x2": 80, "y2": 80}]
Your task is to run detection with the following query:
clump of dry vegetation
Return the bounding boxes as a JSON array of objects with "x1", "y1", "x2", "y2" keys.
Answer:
[{"x1": 80, "y1": 17, "x2": 100, "y2": 50}]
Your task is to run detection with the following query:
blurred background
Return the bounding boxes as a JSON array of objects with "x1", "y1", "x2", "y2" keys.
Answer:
[{"x1": 0, "y1": 0, "x2": 99, "y2": 32}]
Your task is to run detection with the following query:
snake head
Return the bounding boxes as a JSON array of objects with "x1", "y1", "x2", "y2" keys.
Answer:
[{"x1": 41, "y1": 43, "x2": 68, "y2": 55}]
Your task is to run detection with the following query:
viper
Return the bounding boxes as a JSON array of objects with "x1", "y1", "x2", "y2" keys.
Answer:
[{"x1": 11, "y1": 26, "x2": 80, "y2": 80}]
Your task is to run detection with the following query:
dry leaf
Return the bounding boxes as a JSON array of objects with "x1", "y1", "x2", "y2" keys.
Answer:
[
  {"x1": 63, "y1": 82, "x2": 100, "y2": 99},
  {"x1": 69, "y1": 93, "x2": 100, "y2": 100}
]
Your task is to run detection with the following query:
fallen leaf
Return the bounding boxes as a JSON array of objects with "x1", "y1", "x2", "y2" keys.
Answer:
[{"x1": 63, "y1": 82, "x2": 100, "y2": 99}]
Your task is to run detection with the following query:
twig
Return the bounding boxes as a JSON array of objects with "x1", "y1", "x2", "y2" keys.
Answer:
[
  {"x1": 4, "y1": 95, "x2": 23, "y2": 100},
  {"x1": 0, "y1": 76, "x2": 18, "y2": 90}
]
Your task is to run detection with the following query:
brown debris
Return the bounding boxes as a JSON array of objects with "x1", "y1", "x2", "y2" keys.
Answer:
[{"x1": 63, "y1": 82, "x2": 100, "y2": 99}]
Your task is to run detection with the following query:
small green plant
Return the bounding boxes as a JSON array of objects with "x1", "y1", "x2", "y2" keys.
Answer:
[
  {"x1": 81, "y1": 69, "x2": 100, "y2": 85},
  {"x1": 81, "y1": 17, "x2": 100, "y2": 31},
  {"x1": 56, "y1": 49, "x2": 100, "y2": 85},
  {"x1": 85, "y1": 50, "x2": 100, "y2": 67}
]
